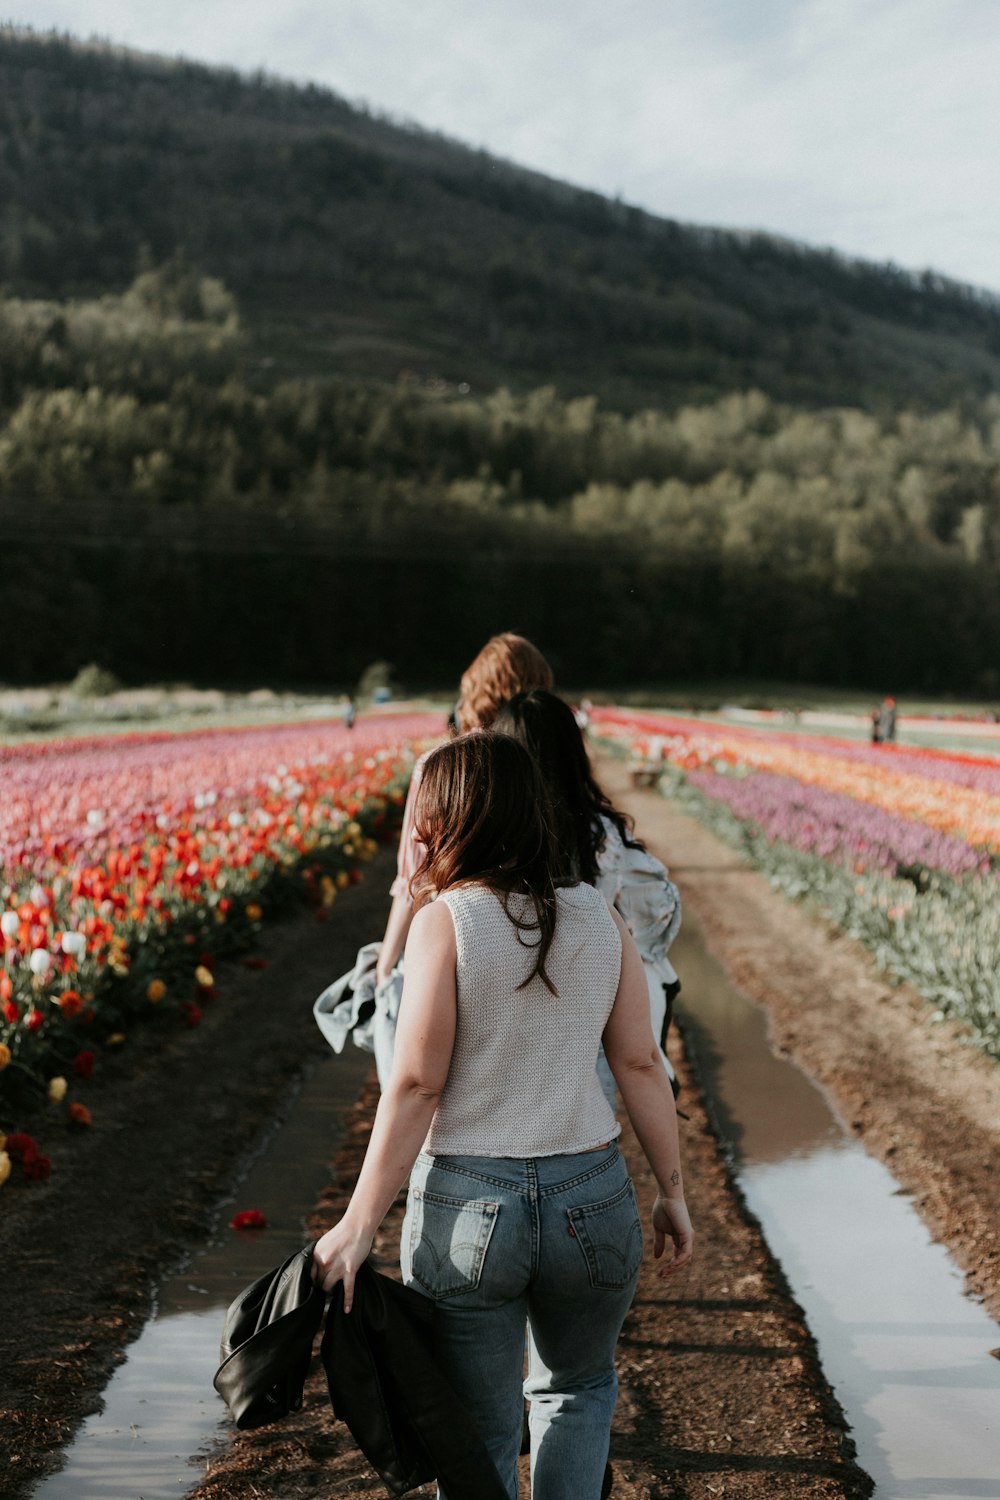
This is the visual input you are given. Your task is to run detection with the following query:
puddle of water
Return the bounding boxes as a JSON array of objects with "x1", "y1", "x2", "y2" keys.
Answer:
[
  {"x1": 32, "y1": 1046, "x2": 372, "y2": 1500},
  {"x1": 671, "y1": 913, "x2": 1000, "y2": 1500}
]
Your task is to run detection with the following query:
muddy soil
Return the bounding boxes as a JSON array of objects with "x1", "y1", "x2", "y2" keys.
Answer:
[{"x1": 190, "y1": 1061, "x2": 869, "y2": 1500}]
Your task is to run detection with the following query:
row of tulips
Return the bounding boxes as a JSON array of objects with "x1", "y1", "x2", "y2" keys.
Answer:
[
  {"x1": 0, "y1": 713, "x2": 443, "y2": 1186},
  {"x1": 683, "y1": 767, "x2": 992, "y2": 881},
  {"x1": 591, "y1": 709, "x2": 1000, "y2": 1058},
  {"x1": 591, "y1": 709, "x2": 1000, "y2": 859}
]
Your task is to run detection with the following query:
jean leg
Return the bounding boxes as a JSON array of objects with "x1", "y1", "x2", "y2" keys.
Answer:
[
  {"x1": 525, "y1": 1156, "x2": 641, "y2": 1500},
  {"x1": 431, "y1": 1292, "x2": 527, "y2": 1500},
  {"x1": 402, "y1": 1157, "x2": 533, "y2": 1500}
]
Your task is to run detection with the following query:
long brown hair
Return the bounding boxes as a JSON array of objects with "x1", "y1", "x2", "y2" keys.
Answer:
[
  {"x1": 456, "y1": 633, "x2": 554, "y2": 733},
  {"x1": 412, "y1": 731, "x2": 560, "y2": 993}
]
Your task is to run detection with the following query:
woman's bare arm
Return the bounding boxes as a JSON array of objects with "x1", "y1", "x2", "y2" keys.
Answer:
[
  {"x1": 313, "y1": 899, "x2": 457, "y2": 1305},
  {"x1": 602, "y1": 907, "x2": 693, "y2": 1274}
]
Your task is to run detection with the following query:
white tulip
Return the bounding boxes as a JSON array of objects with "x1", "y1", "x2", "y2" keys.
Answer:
[
  {"x1": 29, "y1": 949, "x2": 53, "y2": 977},
  {"x1": 60, "y1": 932, "x2": 86, "y2": 958},
  {"x1": 1, "y1": 911, "x2": 19, "y2": 939}
]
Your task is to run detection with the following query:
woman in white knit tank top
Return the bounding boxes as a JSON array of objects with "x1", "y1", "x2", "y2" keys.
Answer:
[{"x1": 313, "y1": 733, "x2": 693, "y2": 1500}]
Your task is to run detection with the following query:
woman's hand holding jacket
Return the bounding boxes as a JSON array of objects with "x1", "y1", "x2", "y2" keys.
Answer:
[{"x1": 312, "y1": 1216, "x2": 375, "y2": 1311}]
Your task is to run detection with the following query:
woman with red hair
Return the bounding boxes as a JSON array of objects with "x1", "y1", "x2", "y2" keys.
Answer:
[{"x1": 372, "y1": 634, "x2": 553, "y2": 1081}]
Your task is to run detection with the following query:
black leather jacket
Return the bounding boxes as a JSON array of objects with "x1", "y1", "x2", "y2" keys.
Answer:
[{"x1": 214, "y1": 1248, "x2": 507, "y2": 1499}]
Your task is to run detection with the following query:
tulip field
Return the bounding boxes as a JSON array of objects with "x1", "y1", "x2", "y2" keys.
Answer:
[
  {"x1": 591, "y1": 708, "x2": 1000, "y2": 1060},
  {"x1": 0, "y1": 713, "x2": 442, "y2": 1185},
  {"x1": 4, "y1": 699, "x2": 998, "y2": 1192}
]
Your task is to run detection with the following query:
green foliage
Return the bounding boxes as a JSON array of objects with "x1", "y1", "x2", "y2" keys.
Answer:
[
  {"x1": 68, "y1": 663, "x2": 120, "y2": 697},
  {"x1": 1, "y1": 27, "x2": 999, "y2": 691},
  {"x1": 123, "y1": 252, "x2": 238, "y2": 328},
  {"x1": 357, "y1": 660, "x2": 396, "y2": 700},
  {"x1": 0, "y1": 286, "x2": 998, "y2": 690}
]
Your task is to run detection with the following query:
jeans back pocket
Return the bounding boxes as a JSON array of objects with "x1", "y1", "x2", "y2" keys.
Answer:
[
  {"x1": 567, "y1": 1179, "x2": 643, "y2": 1290},
  {"x1": 406, "y1": 1188, "x2": 500, "y2": 1299}
]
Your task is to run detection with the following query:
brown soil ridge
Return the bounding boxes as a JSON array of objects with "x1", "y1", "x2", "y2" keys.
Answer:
[{"x1": 600, "y1": 753, "x2": 1000, "y2": 1323}]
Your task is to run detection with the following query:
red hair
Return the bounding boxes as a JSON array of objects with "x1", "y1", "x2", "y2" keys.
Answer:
[{"x1": 456, "y1": 633, "x2": 553, "y2": 733}]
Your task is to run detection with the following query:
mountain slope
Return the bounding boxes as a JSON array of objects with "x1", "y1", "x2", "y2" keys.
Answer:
[{"x1": 2, "y1": 26, "x2": 999, "y2": 411}]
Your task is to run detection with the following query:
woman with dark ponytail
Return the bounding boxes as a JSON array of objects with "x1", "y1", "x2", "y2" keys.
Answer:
[{"x1": 493, "y1": 690, "x2": 682, "y2": 1104}]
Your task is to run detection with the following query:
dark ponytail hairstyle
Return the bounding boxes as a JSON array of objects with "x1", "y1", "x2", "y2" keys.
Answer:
[
  {"x1": 412, "y1": 731, "x2": 560, "y2": 993},
  {"x1": 493, "y1": 690, "x2": 643, "y2": 886}
]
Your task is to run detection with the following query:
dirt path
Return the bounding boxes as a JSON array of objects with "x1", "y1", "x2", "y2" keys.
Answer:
[
  {"x1": 191, "y1": 1057, "x2": 870, "y2": 1500},
  {"x1": 599, "y1": 754, "x2": 1000, "y2": 1323}
]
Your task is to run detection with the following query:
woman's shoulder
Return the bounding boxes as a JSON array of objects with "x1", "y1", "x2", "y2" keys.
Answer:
[
  {"x1": 437, "y1": 881, "x2": 507, "y2": 919},
  {"x1": 439, "y1": 878, "x2": 498, "y2": 899},
  {"x1": 408, "y1": 895, "x2": 459, "y2": 960}
]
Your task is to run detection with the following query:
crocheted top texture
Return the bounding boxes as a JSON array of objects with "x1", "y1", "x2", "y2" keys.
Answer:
[{"x1": 425, "y1": 881, "x2": 622, "y2": 1157}]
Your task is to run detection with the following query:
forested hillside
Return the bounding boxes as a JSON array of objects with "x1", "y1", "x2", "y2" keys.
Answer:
[
  {"x1": 2, "y1": 26, "x2": 1000, "y2": 412},
  {"x1": 1, "y1": 26, "x2": 999, "y2": 694}
]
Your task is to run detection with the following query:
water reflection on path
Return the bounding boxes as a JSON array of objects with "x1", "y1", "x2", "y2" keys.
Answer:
[
  {"x1": 672, "y1": 911, "x2": 1000, "y2": 1500},
  {"x1": 32, "y1": 1047, "x2": 371, "y2": 1500}
]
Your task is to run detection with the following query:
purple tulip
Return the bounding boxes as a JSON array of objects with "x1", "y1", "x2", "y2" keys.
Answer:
[{"x1": 687, "y1": 768, "x2": 992, "y2": 879}]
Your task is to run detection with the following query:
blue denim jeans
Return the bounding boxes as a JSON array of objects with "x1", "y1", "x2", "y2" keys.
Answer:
[{"x1": 401, "y1": 1144, "x2": 642, "y2": 1500}]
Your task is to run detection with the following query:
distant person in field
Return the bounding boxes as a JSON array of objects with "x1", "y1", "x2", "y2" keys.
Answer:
[
  {"x1": 344, "y1": 694, "x2": 356, "y2": 730},
  {"x1": 494, "y1": 690, "x2": 683, "y2": 1104},
  {"x1": 312, "y1": 731, "x2": 694, "y2": 1500},
  {"x1": 879, "y1": 696, "x2": 898, "y2": 743},
  {"x1": 372, "y1": 632, "x2": 554, "y2": 1084},
  {"x1": 870, "y1": 704, "x2": 882, "y2": 744}
]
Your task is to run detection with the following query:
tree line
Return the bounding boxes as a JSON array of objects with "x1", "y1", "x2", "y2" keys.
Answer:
[{"x1": 1, "y1": 273, "x2": 998, "y2": 695}]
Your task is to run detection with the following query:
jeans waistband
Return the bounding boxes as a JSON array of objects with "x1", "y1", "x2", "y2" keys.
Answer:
[{"x1": 414, "y1": 1143, "x2": 623, "y2": 1198}]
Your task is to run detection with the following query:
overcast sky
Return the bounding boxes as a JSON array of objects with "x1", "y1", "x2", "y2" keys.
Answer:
[{"x1": 6, "y1": 0, "x2": 1000, "y2": 292}]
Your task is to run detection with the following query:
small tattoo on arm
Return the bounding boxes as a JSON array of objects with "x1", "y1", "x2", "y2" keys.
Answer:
[{"x1": 670, "y1": 1170, "x2": 680, "y2": 1186}]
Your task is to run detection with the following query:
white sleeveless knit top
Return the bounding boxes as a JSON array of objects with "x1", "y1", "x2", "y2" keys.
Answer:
[{"x1": 425, "y1": 882, "x2": 622, "y2": 1157}]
